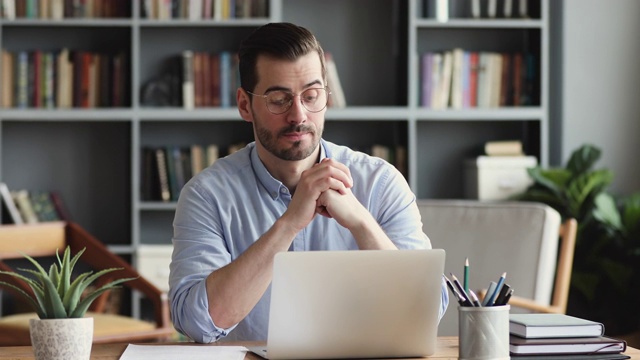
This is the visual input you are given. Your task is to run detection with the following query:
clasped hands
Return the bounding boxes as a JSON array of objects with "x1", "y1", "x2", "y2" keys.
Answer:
[{"x1": 287, "y1": 158, "x2": 367, "y2": 231}]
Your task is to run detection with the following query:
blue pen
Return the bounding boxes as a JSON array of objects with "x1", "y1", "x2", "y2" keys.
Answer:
[{"x1": 485, "y1": 272, "x2": 507, "y2": 306}]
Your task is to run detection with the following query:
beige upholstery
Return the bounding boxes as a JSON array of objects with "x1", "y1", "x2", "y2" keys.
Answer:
[
  {"x1": 0, "y1": 222, "x2": 175, "y2": 346},
  {"x1": 417, "y1": 200, "x2": 577, "y2": 336}
]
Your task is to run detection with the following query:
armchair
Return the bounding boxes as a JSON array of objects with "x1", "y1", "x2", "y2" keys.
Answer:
[{"x1": 417, "y1": 200, "x2": 577, "y2": 336}]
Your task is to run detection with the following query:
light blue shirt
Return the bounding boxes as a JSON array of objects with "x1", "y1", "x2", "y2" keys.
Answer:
[{"x1": 169, "y1": 139, "x2": 449, "y2": 343}]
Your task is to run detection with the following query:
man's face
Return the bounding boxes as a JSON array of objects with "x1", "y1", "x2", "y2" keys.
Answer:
[{"x1": 248, "y1": 52, "x2": 326, "y2": 161}]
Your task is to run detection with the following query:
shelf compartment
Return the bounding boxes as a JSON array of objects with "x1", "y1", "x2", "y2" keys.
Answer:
[
  {"x1": 283, "y1": 0, "x2": 408, "y2": 106},
  {"x1": 0, "y1": 121, "x2": 131, "y2": 245},
  {"x1": 139, "y1": 211, "x2": 174, "y2": 246},
  {"x1": 415, "y1": 119, "x2": 540, "y2": 199}
]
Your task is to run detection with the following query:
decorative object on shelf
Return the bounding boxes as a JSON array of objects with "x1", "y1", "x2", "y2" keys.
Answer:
[{"x1": 0, "y1": 246, "x2": 135, "y2": 360}]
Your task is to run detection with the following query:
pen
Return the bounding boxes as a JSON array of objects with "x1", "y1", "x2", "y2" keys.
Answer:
[
  {"x1": 496, "y1": 289, "x2": 513, "y2": 305},
  {"x1": 501, "y1": 288, "x2": 514, "y2": 305},
  {"x1": 450, "y1": 273, "x2": 470, "y2": 302},
  {"x1": 463, "y1": 258, "x2": 469, "y2": 293},
  {"x1": 444, "y1": 275, "x2": 470, "y2": 306},
  {"x1": 493, "y1": 283, "x2": 511, "y2": 306},
  {"x1": 485, "y1": 272, "x2": 507, "y2": 306},
  {"x1": 468, "y1": 289, "x2": 481, "y2": 307},
  {"x1": 450, "y1": 274, "x2": 473, "y2": 307}
]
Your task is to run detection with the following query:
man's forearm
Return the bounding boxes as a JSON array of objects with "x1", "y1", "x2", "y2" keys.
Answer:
[
  {"x1": 349, "y1": 212, "x2": 398, "y2": 250},
  {"x1": 205, "y1": 217, "x2": 299, "y2": 329}
]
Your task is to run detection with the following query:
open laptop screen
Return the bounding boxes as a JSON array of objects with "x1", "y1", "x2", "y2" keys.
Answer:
[{"x1": 262, "y1": 249, "x2": 445, "y2": 359}]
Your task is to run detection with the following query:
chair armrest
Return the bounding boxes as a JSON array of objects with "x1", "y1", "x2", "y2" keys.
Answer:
[
  {"x1": 476, "y1": 289, "x2": 562, "y2": 314},
  {"x1": 506, "y1": 295, "x2": 564, "y2": 313}
]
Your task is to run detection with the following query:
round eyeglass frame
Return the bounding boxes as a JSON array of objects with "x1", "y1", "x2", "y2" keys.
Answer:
[{"x1": 245, "y1": 87, "x2": 332, "y2": 115}]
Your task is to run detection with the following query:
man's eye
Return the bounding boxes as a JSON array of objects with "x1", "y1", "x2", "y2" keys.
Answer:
[
  {"x1": 268, "y1": 93, "x2": 290, "y2": 105},
  {"x1": 269, "y1": 98, "x2": 288, "y2": 106}
]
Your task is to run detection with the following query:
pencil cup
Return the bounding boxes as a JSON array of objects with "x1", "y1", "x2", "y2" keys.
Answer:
[{"x1": 458, "y1": 305, "x2": 510, "y2": 360}]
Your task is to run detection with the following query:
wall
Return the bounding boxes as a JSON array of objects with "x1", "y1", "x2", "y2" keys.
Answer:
[{"x1": 551, "y1": 0, "x2": 640, "y2": 195}]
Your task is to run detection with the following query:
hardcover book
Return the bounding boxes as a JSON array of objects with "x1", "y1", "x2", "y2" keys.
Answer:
[
  {"x1": 510, "y1": 335, "x2": 626, "y2": 356},
  {"x1": 510, "y1": 314, "x2": 605, "y2": 339}
]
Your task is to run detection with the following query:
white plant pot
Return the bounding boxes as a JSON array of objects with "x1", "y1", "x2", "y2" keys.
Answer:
[{"x1": 29, "y1": 317, "x2": 93, "y2": 360}]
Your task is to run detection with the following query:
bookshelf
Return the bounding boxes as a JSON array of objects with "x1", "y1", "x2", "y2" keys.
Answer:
[{"x1": 0, "y1": 0, "x2": 548, "y2": 318}]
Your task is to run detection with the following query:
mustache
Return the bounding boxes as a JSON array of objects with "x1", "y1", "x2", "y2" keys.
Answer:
[{"x1": 279, "y1": 125, "x2": 315, "y2": 136}]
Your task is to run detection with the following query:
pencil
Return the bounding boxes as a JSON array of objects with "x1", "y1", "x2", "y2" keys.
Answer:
[{"x1": 463, "y1": 257, "x2": 469, "y2": 293}]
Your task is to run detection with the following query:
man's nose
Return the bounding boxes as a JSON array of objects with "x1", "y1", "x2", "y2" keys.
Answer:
[{"x1": 286, "y1": 96, "x2": 307, "y2": 124}]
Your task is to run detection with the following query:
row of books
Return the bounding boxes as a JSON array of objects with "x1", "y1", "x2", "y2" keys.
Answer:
[
  {"x1": 141, "y1": 142, "x2": 406, "y2": 202},
  {"x1": 141, "y1": 143, "x2": 245, "y2": 202},
  {"x1": 1, "y1": 49, "x2": 128, "y2": 109},
  {"x1": 424, "y1": 0, "x2": 532, "y2": 20},
  {"x1": 0, "y1": 0, "x2": 129, "y2": 19},
  {"x1": 0, "y1": 183, "x2": 69, "y2": 225},
  {"x1": 420, "y1": 49, "x2": 536, "y2": 109},
  {"x1": 180, "y1": 50, "x2": 239, "y2": 110},
  {"x1": 509, "y1": 313, "x2": 627, "y2": 358},
  {"x1": 142, "y1": 0, "x2": 268, "y2": 20},
  {"x1": 144, "y1": 50, "x2": 347, "y2": 110}
]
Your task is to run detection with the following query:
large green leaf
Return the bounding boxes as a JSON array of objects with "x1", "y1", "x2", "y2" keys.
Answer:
[
  {"x1": 526, "y1": 167, "x2": 571, "y2": 196},
  {"x1": 593, "y1": 193, "x2": 623, "y2": 231},
  {"x1": 565, "y1": 169, "x2": 613, "y2": 218},
  {"x1": 566, "y1": 144, "x2": 601, "y2": 175}
]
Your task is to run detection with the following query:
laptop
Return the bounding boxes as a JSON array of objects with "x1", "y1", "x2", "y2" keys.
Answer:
[{"x1": 249, "y1": 249, "x2": 446, "y2": 359}]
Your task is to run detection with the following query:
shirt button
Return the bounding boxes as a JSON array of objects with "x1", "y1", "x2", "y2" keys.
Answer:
[{"x1": 280, "y1": 188, "x2": 288, "y2": 194}]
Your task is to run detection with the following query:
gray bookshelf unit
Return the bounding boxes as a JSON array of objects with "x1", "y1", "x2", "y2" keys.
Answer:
[{"x1": 0, "y1": 0, "x2": 548, "y2": 318}]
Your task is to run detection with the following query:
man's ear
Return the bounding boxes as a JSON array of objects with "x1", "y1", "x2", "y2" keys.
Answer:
[{"x1": 237, "y1": 88, "x2": 254, "y2": 123}]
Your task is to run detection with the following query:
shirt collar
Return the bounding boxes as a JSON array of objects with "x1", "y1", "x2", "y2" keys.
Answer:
[{"x1": 250, "y1": 140, "x2": 328, "y2": 200}]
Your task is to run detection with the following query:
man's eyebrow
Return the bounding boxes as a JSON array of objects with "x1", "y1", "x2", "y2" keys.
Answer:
[{"x1": 264, "y1": 80, "x2": 323, "y2": 94}]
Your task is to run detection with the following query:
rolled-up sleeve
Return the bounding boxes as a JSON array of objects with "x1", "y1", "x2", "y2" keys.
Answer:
[{"x1": 169, "y1": 179, "x2": 236, "y2": 343}]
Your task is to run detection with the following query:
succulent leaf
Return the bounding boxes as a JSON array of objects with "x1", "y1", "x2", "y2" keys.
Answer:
[{"x1": 0, "y1": 246, "x2": 134, "y2": 319}]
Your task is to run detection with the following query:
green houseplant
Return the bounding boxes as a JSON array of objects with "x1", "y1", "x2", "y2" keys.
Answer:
[
  {"x1": 514, "y1": 144, "x2": 640, "y2": 335},
  {"x1": 0, "y1": 246, "x2": 134, "y2": 360}
]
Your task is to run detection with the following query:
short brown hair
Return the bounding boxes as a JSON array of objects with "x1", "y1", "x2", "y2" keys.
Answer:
[{"x1": 238, "y1": 22, "x2": 326, "y2": 93}]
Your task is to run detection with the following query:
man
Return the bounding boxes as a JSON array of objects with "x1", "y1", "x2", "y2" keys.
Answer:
[{"x1": 169, "y1": 22, "x2": 448, "y2": 343}]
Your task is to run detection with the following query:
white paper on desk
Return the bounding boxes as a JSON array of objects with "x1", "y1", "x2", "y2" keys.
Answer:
[{"x1": 119, "y1": 344, "x2": 248, "y2": 360}]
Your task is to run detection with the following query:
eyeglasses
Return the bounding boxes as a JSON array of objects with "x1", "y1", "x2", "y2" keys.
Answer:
[{"x1": 246, "y1": 87, "x2": 331, "y2": 115}]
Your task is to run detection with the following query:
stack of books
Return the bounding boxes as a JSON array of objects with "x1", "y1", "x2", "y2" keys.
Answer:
[{"x1": 509, "y1": 314, "x2": 628, "y2": 359}]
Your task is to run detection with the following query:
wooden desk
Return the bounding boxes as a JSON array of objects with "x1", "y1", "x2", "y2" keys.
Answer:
[{"x1": 0, "y1": 337, "x2": 639, "y2": 359}]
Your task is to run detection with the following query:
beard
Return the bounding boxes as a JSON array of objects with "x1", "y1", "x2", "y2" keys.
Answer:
[{"x1": 253, "y1": 111, "x2": 323, "y2": 161}]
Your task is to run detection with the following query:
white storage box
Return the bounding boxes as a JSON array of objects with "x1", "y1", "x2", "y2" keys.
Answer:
[
  {"x1": 465, "y1": 156, "x2": 537, "y2": 200},
  {"x1": 136, "y1": 245, "x2": 173, "y2": 292}
]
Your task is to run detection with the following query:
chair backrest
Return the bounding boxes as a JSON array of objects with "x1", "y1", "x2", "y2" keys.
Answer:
[
  {"x1": 0, "y1": 221, "x2": 174, "y2": 344},
  {"x1": 417, "y1": 200, "x2": 576, "y2": 336}
]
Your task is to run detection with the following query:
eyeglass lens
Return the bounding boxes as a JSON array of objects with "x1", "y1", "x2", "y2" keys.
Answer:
[{"x1": 265, "y1": 88, "x2": 328, "y2": 114}]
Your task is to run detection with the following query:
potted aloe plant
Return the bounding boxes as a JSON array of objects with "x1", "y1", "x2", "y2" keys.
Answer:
[{"x1": 0, "y1": 246, "x2": 134, "y2": 360}]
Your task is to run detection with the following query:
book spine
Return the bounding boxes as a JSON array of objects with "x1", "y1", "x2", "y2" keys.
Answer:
[
  {"x1": 12, "y1": 190, "x2": 39, "y2": 224},
  {"x1": 155, "y1": 148, "x2": 171, "y2": 202},
  {"x1": 182, "y1": 50, "x2": 194, "y2": 109},
  {"x1": 0, "y1": 183, "x2": 24, "y2": 224}
]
